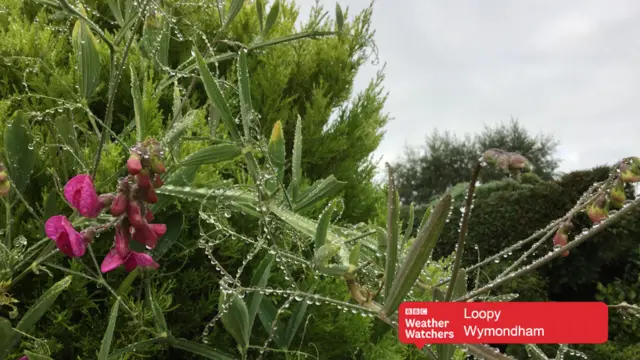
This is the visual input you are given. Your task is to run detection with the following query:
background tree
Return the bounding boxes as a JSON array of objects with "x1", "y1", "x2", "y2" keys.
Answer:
[{"x1": 394, "y1": 118, "x2": 560, "y2": 206}]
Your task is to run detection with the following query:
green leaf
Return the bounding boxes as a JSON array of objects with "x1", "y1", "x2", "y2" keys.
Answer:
[
  {"x1": 163, "y1": 106, "x2": 200, "y2": 151},
  {"x1": 155, "y1": 185, "x2": 259, "y2": 217},
  {"x1": 383, "y1": 193, "x2": 451, "y2": 317},
  {"x1": 0, "y1": 317, "x2": 13, "y2": 351},
  {"x1": 263, "y1": 0, "x2": 280, "y2": 36},
  {"x1": 436, "y1": 343, "x2": 455, "y2": 360},
  {"x1": 255, "y1": 0, "x2": 264, "y2": 32},
  {"x1": 384, "y1": 167, "x2": 400, "y2": 300},
  {"x1": 293, "y1": 176, "x2": 346, "y2": 213},
  {"x1": 108, "y1": 0, "x2": 124, "y2": 25},
  {"x1": 288, "y1": 115, "x2": 303, "y2": 201},
  {"x1": 146, "y1": 282, "x2": 168, "y2": 333},
  {"x1": 247, "y1": 253, "x2": 274, "y2": 329},
  {"x1": 223, "y1": 0, "x2": 245, "y2": 30},
  {"x1": 107, "y1": 338, "x2": 165, "y2": 359},
  {"x1": 268, "y1": 204, "x2": 345, "y2": 245},
  {"x1": 417, "y1": 205, "x2": 432, "y2": 236},
  {"x1": 53, "y1": 116, "x2": 81, "y2": 172},
  {"x1": 178, "y1": 144, "x2": 242, "y2": 167},
  {"x1": 193, "y1": 47, "x2": 241, "y2": 142},
  {"x1": 130, "y1": 65, "x2": 145, "y2": 142},
  {"x1": 23, "y1": 351, "x2": 53, "y2": 360},
  {"x1": 267, "y1": 120, "x2": 285, "y2": 193},
  {"x1": 452, "y1": 268, "x2": 467, "y2": 299},
  {"x1": 335, "y1": 3, "x2": 344, "y2": 32},
  {"x1": 0, "y1": 276, "x2": 72, "y2": 359},
  {"x1": 116, "y1": 268, "x2": 140, "y2": 296},
  {"x1": 4, "y1": 111, "x2": 35, "y2": 194},
  {"x1": 433, "y1": 287, "x2": 444, "y2": 301},
  {"x1": 283, "y1": 297, "x2": 310, "y2": 349},
  {"x1": 72, "y1": 10, "x2": 101, "y2": 99},
  {"x1": 402, "y1": 203, "x2": 415, "y2": 246},
  {"x1": 219, "y1": 291, "x2": 250, "y2": 350},
  {"x1": 349, "y1": 241, "x2": 361, "y2": 266},
  {"x1": 237, "y1": 49, "x2": 253, "y2": 142},
  {"x1": 98, "y1": 301, "x2": 120, "y2": 360},
  {"x1": 257, "y1": 298, "x2": 286, "y2": 348},
  {"x1": 314, "y1": 198, "x2": 339, "y2": 250},
  {"x1": 151, "y1": 165, "x2": 201, "y2": 213},
  {"x1": 41, "y1": 190, "x2": 58, "y2": 236},
  {"x1": 169, "y1": 338, "x2": 237, "y2": 360},
  {"x1": 152, "y1": 214, "x2": 183, "y2": 258}
]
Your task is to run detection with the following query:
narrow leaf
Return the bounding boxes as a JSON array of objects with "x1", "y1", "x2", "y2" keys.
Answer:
[
  {"x1": 223, "y1": 0, "x2": 246, "y2": 30},
  {"x1": 255, "y1": 0, "x2": 264, "y2": 32},
  {"x1": 219, "y1": 291, "x2": 250, "y2": 350},
  {"x1": 247, "y1": 253, "x2": 274, "y2": 328},
  {"x1": 41, "y1": 190, "x2": 58, "y2": 236},
  {"x1": 0, "y1": 317, "x2": 13, "y2": 351},
  {"x1": 335, "y1": 3, "x2": 344, "y2": 32},
  {"x1": 384, "y1": 166, "x2": 399, "y2": 300},
  {"x1": 263, "y1": 0, "x2": 280, "y2": 36},
  {"x1": 130, "y1": 65, "x2": 145, "y2": 142},
  {"x1": 383, "y1": 193, "x2": 452, "y2": 317},
  {"x1": 72, "y1": 10, "x2": 101, "y2": 99},
  {"x1": 292, "y1": 176, "x2": 346, "y2": 213},
  {"x1": 108, "y1": 0, "x2": 124, "y2": 25},
  {"x1": 170, "y1": 338, "x2": 237, "y2": 360},
  {"x1": 163, "y1": 109, "x2": 200, "y2": 152},
  {"x1": 4, "y1": 111, "x2": 35, "y2": 194},
  {"x1": 116, "y1": 268, "x2": 140, "y2": 296},
  {"x1": 98, "y1": 301, "x2": 120, "y2": 360},
  {"x1": 193, "y1": 47, "x2": 241, "y2": 142},
  {"x1": 178, "y1": 144, "x2": 242, "y2": 167},
  {"x1": 348, "y1": 241, "x2": 361, "y2": 266},
  {"x1": 315, "y1": 198, "x2": 339, "y2": 250},
  {"x1": 257, "y1": 298, "x2": 286, "y2": 348},
  {"x1": 283, "y1": 298, "x2": 310, "y2": 348},
  {"x1": 146, "y1": 282, "x2": 168, "y2": 333},
  {"x1": 288, "y1": 115, "x2": 302, "y2": 201},
  {"x1": 237, "y1": 49, "x2": 253, "y2": 142},
  {"x1": 107, "y1": 338, "x2": 165, "y2": 359},
  {"x1": 417, "y1": 205, "x2": 432, "y2": 234},
  {"x1": 402, "y1": 203, "x2": 415, "y2": 246},
  {"x1": 452, "y1": 268, "x2": 467, "y2": 299}
]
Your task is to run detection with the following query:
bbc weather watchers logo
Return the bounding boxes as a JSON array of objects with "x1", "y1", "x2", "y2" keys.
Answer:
[{"x1": 405, "y1": 307, "x2": 428, "y2": 315}]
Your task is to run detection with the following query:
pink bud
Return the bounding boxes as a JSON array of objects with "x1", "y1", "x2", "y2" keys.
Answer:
[
  {"x1": 587, "y1": 195, "x2": 608, "y2": 223},
  {"x1": 99, "y1": 193, "x2": 115, "y2": 208},
  {"x1": 128, "y1": 201, "x2": 144, "y2": 227},
  {"x1": 137, "y1": 170, "x2": 151, "y2": 189},
  {"x1": 127, "y1": 154, "x2": 142, "y2": 175},
  {"x1": 110, "y1": 193, "x2": 129, "y2": 216},
  {"x1": 154, "y1": 174, "x2": 164, "y2": 188},
  {"x1": 145, "y1": 187, "x2": 158, "y2": 204},
  {"x1": 150, "y1": 156, "x2": 166, "y2": 174},
  {"x1": 145, "y1": 209, "x2": 154, "y2": 222}
]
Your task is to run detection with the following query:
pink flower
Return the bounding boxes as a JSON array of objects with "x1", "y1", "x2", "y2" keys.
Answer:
[
  {"x1": 45, "y1": 215, "x2": 86, "y2": 257},
  {"x1": 127, "y1": 153, "x2": 142, "y2": 175},
  {"x1": 128, "y1": 200, "x2": 143, "y2": 227},
  {"x1": 64, "y1": 174, "x2": 103, "y2": 218},
  {"x1": 132, "y1": 222, "x2": 167, "y2": 249},
  {"x1": 110, "y1": 192, "x2": 129, "y2": 216},
  {"x1": 115, "y1": 222, "x2": 130, "y2": 257},
  {"x1": 100, "y1": 248, "x2": 159, "y2": 273}
]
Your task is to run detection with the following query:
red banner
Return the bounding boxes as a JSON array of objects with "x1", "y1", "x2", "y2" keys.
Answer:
[{"x1": 398, "y1": 302, "x2": 608, "y2": 348}]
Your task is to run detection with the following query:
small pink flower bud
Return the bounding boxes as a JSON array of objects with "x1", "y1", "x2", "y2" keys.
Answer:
[
  {"x1": 81, "y1": 228, "x2": 96, "y2": 245},
  {"x1": 610, "y1": 179, "x2": 626, "y2": 209},
  {"x1": 127, "y1": 154, "x2": 142, "y2": 175},
  {"x1": 110, "y1": 192, "x2": 129, "y2": 216},
  {"x1": 620, "y1": 162, "x2": 640, "y2": 183},
  {"x1": 0, "y1": 180, "x2": 10, "y2": 197},
  {"x1": 586, "y1": 194, "x2": 608, "y2": 223},
  {"x1": 137, "y1": 170, "x2": 151, "y2": 189},
  {"x1": 128, "y1": 200, "x2": 144, "y2": 227},
  {"x1": 150, "y1": 156, "x2": 166, "y2": 174},
  {"x1": 145, "y1": 187, "x2": 158, "y2": 204},
  {"x1": 154, "y1": 174, "x2": 164, "y2": 188},
  {"x1": 552, "y1": 221, "x2": 573, "y2": 257}
]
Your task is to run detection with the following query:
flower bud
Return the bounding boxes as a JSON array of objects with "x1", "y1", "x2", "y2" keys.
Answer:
[
  {"x1": 586, "y1": 194, "x2": 608, "y2": 223},
  {"x1": 620, "y1": 162, "x2": 640, "y2": 183},
  {"x1": 128, "y1": 200, "x2": 144, "y2": 227},
  {"x1": 150, "y1": 156, "x2": 166, "y2": 174},
  {"x1": 137, "y1": 170, "x2": 151, "y2": 189},
  {"x1": 110, "y1": 192, "x2": 129, "y2": 216},
  {"x1": 98, "y1": 193, "x2": 116, "y2": 208},
  {"x1": 145, "y1": 187, "x2": 158, "y2": 204},
  {"x1": 127, "y1": 153, "x2": 142, "y2": 175},
  {"x1": 0, "y1": 180, "x2": 10, "y2": 197},
  {"x1": 145, "y1": 209, "x2": 154, "y2": 222},
  {"x1": 153, "y1": 174, "x2": 164, "y2": 188},
  {"x1": 610, "y1": 179, "x2": 626, "y2": 209},
  {"x1": 552, "y1": 220, "x2": 573, "y2": 257},
  {"x1": 81, "y1": 228, "x2": 96, "y2": 245}
]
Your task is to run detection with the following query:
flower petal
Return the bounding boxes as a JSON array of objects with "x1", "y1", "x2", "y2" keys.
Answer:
[
  {"x1": 124, "y1": 251, "x2": 159, "y2": 272},
  {"x1": 45, "y1": 215, "x2": 68, "y2": 240},
  {"x1": 63, "y1": 174, "x2": 90, "y2": 208},
  {"x1": 115, "y1": 223, "x2": 130, "y2": 258},
  {"x1": 100, "y1": 248, "x2": 126, "y2": 273}
]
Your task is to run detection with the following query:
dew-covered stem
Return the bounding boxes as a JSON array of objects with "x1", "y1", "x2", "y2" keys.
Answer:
[{"x1": 444, "y1": 163, "x2": 480, "y2": 301}]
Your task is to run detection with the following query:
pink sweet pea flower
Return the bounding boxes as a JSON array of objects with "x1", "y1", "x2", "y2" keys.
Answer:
[
  {"x1": 45, "y1": 215, "x2": 86, "y2": 257},
  {"x1": 17, "y1": 356, "x2": 29, "y2": 360},
  {"x1": 100, "y1": 248, "x2": 159, "y2": 273},
  {"x1": 132, "y1": 222, "x2": 167, "y2": 249},
  {"x1": 115, "y1": 222, "x2": 130, "y2": 257},
  {"x1": 64, "y1": 174, "x2": 103, "y2": 218}
]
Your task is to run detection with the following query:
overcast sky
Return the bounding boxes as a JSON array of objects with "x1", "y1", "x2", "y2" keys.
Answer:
[{"x1": 295, "y1": 0, "x2": 640, "y2": 174}]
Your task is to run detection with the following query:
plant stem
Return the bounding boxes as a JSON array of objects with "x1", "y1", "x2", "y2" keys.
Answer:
[
  {"x1": 8, "y1": 248, "x2": 60, "y2": 290},
  {"x1": 444, "y1": 163, "x2": 480, "y2": 301}
]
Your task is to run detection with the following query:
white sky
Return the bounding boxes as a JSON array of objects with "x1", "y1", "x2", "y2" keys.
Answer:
[{"x1": 294, "y1": 0, "x2": 640, "y2": 175}]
